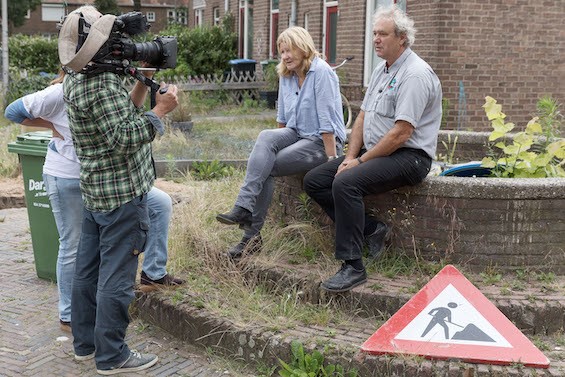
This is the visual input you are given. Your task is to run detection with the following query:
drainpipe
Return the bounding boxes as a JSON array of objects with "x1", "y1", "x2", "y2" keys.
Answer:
[
  {"x1": 290, "y1": 0, "x2": 297, "y2": 27},
  {"x1": 225, "y1": 0, "x2": 229, "y2": 13},
  {"x1": 1, "y1": 0, "x2": 8, "y2": 95}
]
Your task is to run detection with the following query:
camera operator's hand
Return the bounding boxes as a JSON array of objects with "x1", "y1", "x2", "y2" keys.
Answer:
[
  {"x1": 152, "y1": 83, "x2": 178, "y2": 118},
  {"x1": 140, "y1": 62, "x2": 155, "y2": 79}
]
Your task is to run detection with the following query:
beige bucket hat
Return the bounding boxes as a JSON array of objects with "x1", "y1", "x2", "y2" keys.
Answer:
[{"x1": 58, "y1": 6, "x2": 116, "y2": 72}]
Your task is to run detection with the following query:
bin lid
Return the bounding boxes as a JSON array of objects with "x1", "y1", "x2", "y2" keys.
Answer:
[
  {"x1": 7, "y1": 131, "x2": 52, "y2": 157},
  {"x1": 229, "y1": 58, "x2": 257, "y2": 65}
]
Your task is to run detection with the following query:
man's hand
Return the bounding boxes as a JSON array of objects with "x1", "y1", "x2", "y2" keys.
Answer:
[
  {"x1": 336, "y1": 157, "x2": 361, "y2": 175},
  {"x1": 152, "y1": 83, "x2": 179, "y2": 118}
]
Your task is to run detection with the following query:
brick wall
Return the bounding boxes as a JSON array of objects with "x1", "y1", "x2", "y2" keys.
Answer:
[
  {"x1": 274, "y1": 174, "x2": 565, "y2": 274},
  {"x1": 411, "y1": 0, "x2": 564, "y2": 131}
]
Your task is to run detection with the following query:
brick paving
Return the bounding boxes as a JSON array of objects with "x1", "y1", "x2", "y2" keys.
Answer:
[{"x1": 0, "y1": 207, "x2": 250, "y2": 377}]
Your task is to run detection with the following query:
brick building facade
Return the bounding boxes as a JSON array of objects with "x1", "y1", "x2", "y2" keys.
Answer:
[
  {"x1": 12, "y1": 0, "x2": 564, "y2": 131},
  {"x1": 12, "y1": 0, "x2": 190, "y2": 37}
]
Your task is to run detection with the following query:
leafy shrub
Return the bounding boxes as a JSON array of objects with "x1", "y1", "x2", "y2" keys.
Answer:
[
  {"x1": 481, "y1": 96, "x2": 565, "y2": 178},
  {"x1": 157, "y1": 14, "x2": 237, "y2": 79},
  {"x1": 191, "y1": 160, "x2": 235, "y2": 180},
  {"x1": 8, "y1": 34, "x2": 59, "y2": 74},
  {"x1": 5, "y1": 73, "x2": 51, "y2": 105}
]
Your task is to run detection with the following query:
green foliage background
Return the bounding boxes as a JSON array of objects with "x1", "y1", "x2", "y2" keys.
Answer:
[
  {"x1": 158, "y1": 14, "x2": 237, "y2": 79},
  {"x1": 8, "y1": 35, "x2": 60, "y2": 74},
  {"x1": 5, "y1": 35, "x2": 60, "y2": 105},
  {"x1": 94, "y1": 0, "x2": 120, "y2": 15}
]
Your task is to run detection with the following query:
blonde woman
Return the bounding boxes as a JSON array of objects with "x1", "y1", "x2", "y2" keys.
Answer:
[{"x1": 216, "y1": 26, "x2": 346, "y2": 259}]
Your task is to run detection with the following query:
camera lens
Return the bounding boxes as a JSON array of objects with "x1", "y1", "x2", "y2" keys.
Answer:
[{"x1": 132, "y1": 37, "x2": 177, "y2": 69}]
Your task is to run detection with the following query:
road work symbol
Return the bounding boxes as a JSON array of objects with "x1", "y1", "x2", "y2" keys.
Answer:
[
  {"x1": 361, "y1": 265, "x2": 550, "y2": 368},
  {"x1": 421, "y1": 302, "x2": 494, "y2": 342}
]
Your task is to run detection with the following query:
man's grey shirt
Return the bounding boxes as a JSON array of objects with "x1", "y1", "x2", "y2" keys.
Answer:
[{"x1": 361, "y1": 48, "x2": 442, "y2": 158}]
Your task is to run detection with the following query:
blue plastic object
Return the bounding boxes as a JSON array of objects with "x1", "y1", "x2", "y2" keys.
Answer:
[{"x1": 440, "y1": 162, "x2": 492, "y2": 177}]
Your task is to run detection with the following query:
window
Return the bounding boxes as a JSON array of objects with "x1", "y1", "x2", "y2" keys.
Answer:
[
  {"x1": 238, "y1": 0, "x2": 253, "y2": 59},
  {"x1": 169, "y1": 8, "x2": 188, "y2": 25},
  {"x1": 42, "y1": 4, "x2": 64, "y2": 22},
  {"x1": 270, "y1": 0, "x2": 279, "y2": 58},
  {"x1": 364, "y1": 0, "x2": 406, "y2": 85},
  {"x1": 146, "y1": 12, "x2": 155, "y2": 22},
  {"x1": 195, "y1": 8, "x2": 204, "y2": 27},
  {"x1": 323, "y1": 1, "x2": 338, "y2": 64},
  {"x1": 213, "y1": 7, "x2": 221, "y2": 26}
]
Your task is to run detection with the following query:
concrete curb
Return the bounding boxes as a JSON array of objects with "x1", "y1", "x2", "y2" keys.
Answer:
[{"x1": 134, "y1": 261, "x2": 565, "y2": 376}]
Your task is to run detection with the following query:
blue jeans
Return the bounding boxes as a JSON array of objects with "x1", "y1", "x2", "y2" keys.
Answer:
[
  {"x1": 236, "y1": 127, "x2": 340, "y2": 239},
  {"x1": 71, "y1": 195, "x2": 149, "y2": 370},
  {"x1": 142, "y1": 187, "x2": 173, "y2": 280},
  {"x1": 304, "y1": 148, "x2": 431, "y2": 261},
  {"x1": 43, "y1": 174, "x2": 83, "y2": 323}
]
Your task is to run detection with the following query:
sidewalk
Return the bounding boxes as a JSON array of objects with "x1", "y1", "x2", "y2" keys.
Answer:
[{"x1": 0, "y1": 207, "x2": 250, "y2": 377}]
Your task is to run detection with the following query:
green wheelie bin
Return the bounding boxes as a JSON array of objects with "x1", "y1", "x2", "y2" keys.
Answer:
[{"x1": 8, "y1": 131, "x2": 60, "y2": 282}]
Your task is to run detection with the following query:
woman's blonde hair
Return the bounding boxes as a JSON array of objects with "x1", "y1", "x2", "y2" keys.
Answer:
[
  {"x1": 276, "y1": 26, "x2": 322, "y2": 77},
  {"x1": 50, "y1": 69, "x2": 66, "y2": 85}
]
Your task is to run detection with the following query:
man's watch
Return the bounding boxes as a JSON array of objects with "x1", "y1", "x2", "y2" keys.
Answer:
[{"x1": 328, "y1": 155, "x2": 338, "y2": 161}]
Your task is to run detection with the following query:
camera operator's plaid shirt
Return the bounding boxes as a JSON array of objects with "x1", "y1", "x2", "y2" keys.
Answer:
[{"x1": 63, "y1": 72, "x2": 159, "y2": 212}]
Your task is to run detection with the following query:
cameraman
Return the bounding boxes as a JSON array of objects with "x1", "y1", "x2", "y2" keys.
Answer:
[{"x1": 58, "y1": 6, "x2": 178, "y2": 375}]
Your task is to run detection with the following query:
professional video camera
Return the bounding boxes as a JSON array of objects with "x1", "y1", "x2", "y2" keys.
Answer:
[{"x1": 80, "y1": 11, "x2": 177, "y2": 74}]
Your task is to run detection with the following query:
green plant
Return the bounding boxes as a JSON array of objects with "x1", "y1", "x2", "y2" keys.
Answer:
[
  {"x1": 437, "y1": 133, "x2": 459, "y2": 166},
  {"x1": 441, "y1": 98, "x2": 450, "y2": 129},
  {"x1": 479, "y1": 266, "x2": 502, "y2": 285},
  {"x1": 278, "y1": 340, "x2": 357, "y2": 377},
  {"x1": 8, "y1": 34, "x2": 59, "y2": 74},
  {"x1": 262, "y1": 61, "x2": 280, "y2": 91},
  {"x1": 5, "y1": 73, "x2": 52, "y2": 105},
  {"x1": 535, "y1": 271, "x2": 556, "y2": 284},
  {"x1": 158, "y1": 14, "x2": 237, "y2": 78},
  {"x1": 191, "y1": 160, "x2": 235, "y2": 180},
  {"x1": 481, "y1": 96, "x2": 565, "y2": 178}
]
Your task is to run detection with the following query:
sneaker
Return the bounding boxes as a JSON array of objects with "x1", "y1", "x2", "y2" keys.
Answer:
[
  {"x1": 321, "y1": 263, "x2": 367, "y2": 293},
  {"x1": 60, "y1": 320, "x2": 71, "y2": 333},
  {"x1": 140, "y1": 271, "x2": 186, "y2": 287},
  {"x1": 96, "y1": 350, "x2": 158, "y2": 375},
  {"x1": 227, "y1": 235, "x2": 263, "y2": 260},
  {"x1": 75, "y1": 351, "x2": 95, "y2": 361}
]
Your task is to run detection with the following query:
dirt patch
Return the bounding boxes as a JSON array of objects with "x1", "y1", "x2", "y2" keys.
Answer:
[{"x1": 0, "y1": 176, "x2": 25, "y2": 197}]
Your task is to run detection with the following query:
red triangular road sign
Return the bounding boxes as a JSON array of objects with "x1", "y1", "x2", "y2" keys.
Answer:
[{"x1": 361, "y1": 265, "x2": 549, "y2": 368}]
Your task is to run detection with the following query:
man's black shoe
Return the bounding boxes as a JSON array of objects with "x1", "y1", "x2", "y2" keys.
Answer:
[
  {"x1": 321, "y1": 263, "x2": 367, "y2": 293},
  {"x1": 227, "y1": 235, "x2": 263, "y2": 260},
  {"x1": 365, "y1": 221, "x2": 389, "y2": 259},
  {"x1": 216, "y1": 206, "x2": 252, "y2": 228}
]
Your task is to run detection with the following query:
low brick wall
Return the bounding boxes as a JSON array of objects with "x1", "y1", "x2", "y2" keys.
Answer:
[{"x1": 274, "y1": 175, "x2": 565, "y2": 274}]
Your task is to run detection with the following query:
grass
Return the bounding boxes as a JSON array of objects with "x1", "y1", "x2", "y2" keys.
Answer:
[
  {"x1": 0, "y1": 122, "x2": 22, "y2": 179},
  {"x1": 152, "y1": 117, "x2": 276, "y2": 161},
  {"x1": 160, "y1": 171, "x2": 366, "y2": 331}
]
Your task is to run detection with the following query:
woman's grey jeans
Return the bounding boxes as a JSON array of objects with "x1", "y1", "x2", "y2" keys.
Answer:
[{"x1": 235, "y1": 127, "x2": 341, "y2": 239}]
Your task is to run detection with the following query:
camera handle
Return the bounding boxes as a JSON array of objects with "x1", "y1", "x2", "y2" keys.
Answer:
[{"x1": 125, "y1": 66, "x2": 164, "y2": 108}]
